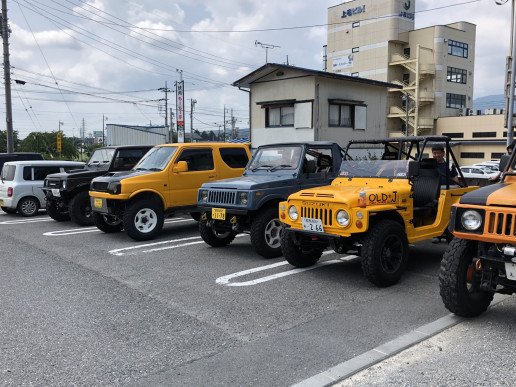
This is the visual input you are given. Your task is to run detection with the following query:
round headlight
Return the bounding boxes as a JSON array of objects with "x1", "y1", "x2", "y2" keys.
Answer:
[
  {"x1": 461, "y1": 210, "x2": 482, "y2": 231},
  {"x1": 288, "y1": 205, "x2": 298, "y2": 220},
  {"x1": 107, "y1": 181, "x2": 121, "y2": 195},
  {"x1": 336, "y1": 210, "x2": 350, "y2": 226},
  {"x1": 200, "y1": 190, "x2": 208, "y2": 202},
  {"x1": 240, "y1": 192, "x2": 248, "y2": 205}
]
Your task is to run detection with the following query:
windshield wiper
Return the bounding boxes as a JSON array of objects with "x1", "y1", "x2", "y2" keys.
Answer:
[
  {"x1": 148, "y1": 168, "x2": 162, "y2": 171},
  {"x1": 134, "y1": 167, "x2": 147, "y2": 171},
  {"x1": 250, "y1": 164, "x2": 273, "y2": 172},
  {"x1": 270, "y1": 164, "x2": 292, "y2": 172}
]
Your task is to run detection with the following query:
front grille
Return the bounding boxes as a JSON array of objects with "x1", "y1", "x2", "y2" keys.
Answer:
[
  {"x1": 208, "y1": 190, "x2": 236, "y2": 205},
  {"x1": 91, "y1": 181, "x2": 109, "y2": 192},
  {"x1": 301, "y1": 206, "x2": 333, "y2": 227},
  {"x1": 46, "y1": 179, "x2": 60, "y2": 188},
  {"x1": 486, "y1": 210, "x2": 516, "y2": 237}
]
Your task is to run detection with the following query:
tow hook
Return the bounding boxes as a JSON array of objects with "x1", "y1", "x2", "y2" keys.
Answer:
[
  {"x1": 230, "y1": 216, "x2": 237, "y2": 224},
  {"x1": 201, "y1": 213, "x2": 208, "y2": 221}
]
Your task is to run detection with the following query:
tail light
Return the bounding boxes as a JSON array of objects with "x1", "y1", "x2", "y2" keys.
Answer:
[{"x1": 7, "y1": 187, "x2": 13, "y2": 197}]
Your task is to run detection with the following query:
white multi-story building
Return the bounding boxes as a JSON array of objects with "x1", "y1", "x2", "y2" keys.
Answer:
[{"x1": 326, "y1": 0, "x2": 476, "y2": 136}]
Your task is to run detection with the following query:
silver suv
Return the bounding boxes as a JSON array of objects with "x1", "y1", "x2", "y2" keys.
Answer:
[{"x1": 0, "y1": 160, "x2": 84, "y2": 216}]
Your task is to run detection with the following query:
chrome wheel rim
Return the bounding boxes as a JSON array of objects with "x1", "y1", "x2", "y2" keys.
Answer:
[{"x1": 21, "y1": 200, "x2": 37, "y2": 215}]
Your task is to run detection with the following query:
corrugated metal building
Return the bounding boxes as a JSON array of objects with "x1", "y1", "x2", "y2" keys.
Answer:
[{"x1": 106, "y1": 124, "x2": 167, "y2": 146}]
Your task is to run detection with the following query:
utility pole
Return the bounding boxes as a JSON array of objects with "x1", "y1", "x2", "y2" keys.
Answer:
[
  {"x1": 169, "y1": 108, "x2": 175, "y2": 142},
  {"x1": 223, "y1": 105, "x2": 228, "y2": 143},
  {"x1": 190, "y1": 99, "x2": 197, "y2": 143},
  {"x1": 159, "y1": 81, "x2": 170, "y2": 142},
  {"x1": 1, "y1": 0, "x2": 14, "y2": 153},
  {"x1": 501, "y1": 0, "x2": 516, "y2": 147}
]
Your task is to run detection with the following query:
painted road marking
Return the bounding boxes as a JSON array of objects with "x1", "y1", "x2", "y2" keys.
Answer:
[
  {"x1": 0, "y1": 217, "x2": 52, "y2": 225},
  {"x1": 42, "y1": 217, "x2": 195, "y2": 236},
  {"x1": 216, "y1": 252, "x2": 360, "y2": 287},
  {"x1": 109, "y1": 234, "x2": 247, "y2": 256}
]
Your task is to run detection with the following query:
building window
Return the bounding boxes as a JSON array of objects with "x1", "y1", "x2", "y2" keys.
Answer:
[
  {"x1": 329, "y1": 104, "x2": 353, "y2": 127},
  {"x1": 446, "y1": 93, "x2": 466, "y2": 109},
  {"x1": 266, "y1": 106, "x2": 294, "y2": 127},
  {"x1": 503, "y1": 131, "x2": 516, "y2": 137},
  {"x1": 472, "y1": 131, "x2": 497, "y2": 138},
  {"x1": 461, "y1": 152, "x2": 484, "y2": 159},
  {"x1": 352, "y1": 22, "x2": 360, "y2": 28},
  {"x1": 448, "y1": 40, "x2": 468, "y2": 58},
  {"x1": 447, "y1": 67, "x2": 467, "y2": 84},
  {"x1": 403, "y1": 73, "x2": 410, "y2": 84},
  {"x1": 352, "y1": 47, "x2": 359, "y2": 53},
  {"x1": 492, "y1": 152, "x2": 504, "y2": 159},
  {"x1": 404, "y1": 47, "x2": 410, "y2": 57},
  {"x1": 442, "y1": 132, "x2": 464, "y2": 138}
]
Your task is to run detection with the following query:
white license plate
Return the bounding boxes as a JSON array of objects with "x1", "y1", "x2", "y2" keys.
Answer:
[
  {"x1": 301, "y1": 217, "x2": 324, "y2": 233},
  {"x1": 505, "y1": 262, "x2": 516, "y2": 281},
  {"x1": 52, "y1": 189, "x2": 60, "y2": 197}
]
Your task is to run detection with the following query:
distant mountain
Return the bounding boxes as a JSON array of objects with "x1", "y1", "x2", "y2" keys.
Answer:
[{"x1": 473, "y1": 94, "x2": 506, "y2": 111}]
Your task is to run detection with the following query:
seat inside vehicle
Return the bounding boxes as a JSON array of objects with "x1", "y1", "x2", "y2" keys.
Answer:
[{"x1": 412, "y1": 158, "x2": 440, "y2": 225}]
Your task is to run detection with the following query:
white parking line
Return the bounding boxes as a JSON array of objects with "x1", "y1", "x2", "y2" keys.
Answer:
[
  {"x1": 109, "y1": 234, "x2": 247, "y2": 256},
  {"x1": 42, "y1": 217, "x2": 195, "y2": 236},
  {"x1": 216, "y1": 252, "x2": 360, "y2": 287},
  {"x1": 0, "y1": 217, "x2": 52, "y2": 225}
]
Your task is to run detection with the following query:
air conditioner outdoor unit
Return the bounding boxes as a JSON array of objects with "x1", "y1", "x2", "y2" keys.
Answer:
[{"x1": 458, "y1": 108, "x2": 467, "y2": 116}]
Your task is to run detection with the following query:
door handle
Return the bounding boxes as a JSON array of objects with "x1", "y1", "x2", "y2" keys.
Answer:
[{"x1": 208, "y1": 174, "x2": 216, "y2": 178}]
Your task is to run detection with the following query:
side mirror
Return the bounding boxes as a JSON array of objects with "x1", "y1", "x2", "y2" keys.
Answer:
[
  {"x1": 499, "y1": 155, "x2": 511, "y2": 172},
  {"x1": 173, "y1": 161, "x2": 188, "y2": 173},
  {"x1": 408, "y1": 161, "x2": 419, "y2": 179}
]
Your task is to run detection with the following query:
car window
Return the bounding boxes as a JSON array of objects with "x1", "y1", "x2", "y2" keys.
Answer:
[
  {"x1": 461, "y1": 168, "x2": 470, "y2": 173},
  {"x1": 134, "y1": 146, "x2": 177, "y2": 171},
  {"x1": 219, "y1": 147, "x2": 249, "y2": 168},
  {"x1": 1, "y1": 165, "x2": 15, "y2": 181},
  {"x1": 33, "y1": 166, "x2": 61, "y2": 180},
  {"x1": 113, "y1": 149, "x2": 148, "y2": 170},
  {"x1": 177, "y1": 148, "x2": 214, "y2": 171},
  {"x1": 305, "y1": 148, "x2": 333, "y2": 173}
]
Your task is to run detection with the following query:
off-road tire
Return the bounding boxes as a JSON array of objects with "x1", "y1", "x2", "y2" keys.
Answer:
[
  {"x1": 46, "y1": 199, "x2": 70, "y2": 221},
  {"x1": 281, "y1": 229, "x2": 324, "y2": 267},
  {"x1": 123, "y1": 200, "x2": 164, "y2": 241},
  {"x1": 1, "y1": 206, "x2": 17, "y2": 214},
  {"x1": 93, "y1": 212, "x2": 123, "y2": 233},
  {"x1": 69, "y1": 191, "x2": 94, "y2": 226},
  {"x1": 361, "y1": 219, "x2": 408, "y2": 287},
  {"x1": 199, "y1": 221, "x2": 237, "y2": 247},
  {"x1": 17, "y1": 196, "x2": 40, "y2": 217},
  {"x1": 250, "y1": 206, "x2": 283, "y2": 258},
  {"x1": 439, "y1": 238, "x2": 494, "y2": 317}
]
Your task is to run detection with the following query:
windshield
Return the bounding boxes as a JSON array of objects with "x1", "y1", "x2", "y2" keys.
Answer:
[
  {"x1": 339, "y1": 160, "x2": 409, "y2": 179},
  {"x1": 87, "y1": 148, "x2": 115, "y2": 166},
  {"x1": 134, "y1": 146, "x2": 177, "y2": 171},
  {"x1": 248, "y1": 146, "x2": 302, "y2": 171}
]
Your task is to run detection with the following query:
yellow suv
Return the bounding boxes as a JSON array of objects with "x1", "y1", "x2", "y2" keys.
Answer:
[
  {"x1": 279, "y1": 136, "x2": 478, "y2": 287},
  {"x1": 89, "y1": 142, "x2": 250, "y2": 241}
]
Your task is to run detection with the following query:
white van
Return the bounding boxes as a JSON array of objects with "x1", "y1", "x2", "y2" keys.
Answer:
[{"x1": 0, "y1": 160, "x2": 85, "y2": 216}]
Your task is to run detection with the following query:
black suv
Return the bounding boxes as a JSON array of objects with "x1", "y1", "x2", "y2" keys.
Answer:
[
  {"x1": 197, "y1": 142, "x2": 344, "y2": 258},
  {"x1": 42, "y1": 145, "x2": 152, "y2": 226}
]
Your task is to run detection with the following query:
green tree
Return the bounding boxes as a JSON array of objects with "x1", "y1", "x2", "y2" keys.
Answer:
[
  {"x1": 0, "y1": 130, "x2": 21, "y2": 152},
  {"x1": 21, "y1": 131, "x2": 78, "y2": 160}
]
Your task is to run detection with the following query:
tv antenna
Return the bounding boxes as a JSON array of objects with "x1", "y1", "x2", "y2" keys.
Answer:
[{"x1": 255, "y1": 40, "x2": 280, "y2": 63}]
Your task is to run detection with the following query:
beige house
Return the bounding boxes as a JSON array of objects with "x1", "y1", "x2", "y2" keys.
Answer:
[
  {"x1": 233, "y1": 63, "x2": 400, "y2": 148},
  {"x1": 436, "y1": 114, "x2": 509, "y2": 165},
  {"x1": 327, "y1": 0, "x2": 476, "y2": 136}
]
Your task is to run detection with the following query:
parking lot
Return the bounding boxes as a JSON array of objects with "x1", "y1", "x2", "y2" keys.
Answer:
[{"x1": 0, "y1": 210, "x2": 496, "y2": 386}]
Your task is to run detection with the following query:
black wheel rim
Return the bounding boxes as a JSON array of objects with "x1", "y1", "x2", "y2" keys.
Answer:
[{"x1": 380, "y1": 235, "x2": 403, "y2": 274}]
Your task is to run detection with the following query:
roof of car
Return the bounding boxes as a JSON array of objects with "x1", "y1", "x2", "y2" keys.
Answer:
[{"x1": 3, "y1": 160, "x2": 85, "y2": 166}]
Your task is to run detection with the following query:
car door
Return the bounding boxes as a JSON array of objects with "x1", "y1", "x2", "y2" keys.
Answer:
[
  {"x1": 299, "y1": 146, "x2": 337, "y2": 190},
  {"x1": 169, "y1": 147, "x2": 217, "y2": 207}
]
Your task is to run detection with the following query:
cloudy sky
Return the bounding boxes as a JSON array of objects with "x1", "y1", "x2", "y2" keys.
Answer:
[{"x1": 1, "y1": 0, "x2": 512, "y2": 139}]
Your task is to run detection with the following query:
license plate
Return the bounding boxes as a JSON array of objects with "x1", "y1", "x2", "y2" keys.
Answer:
[
  {"x1": 301, "y1": 217, "x2": 324, "y2": 233},
  {"x1": 212, "y1": 208, "x2": 226, "y2": 220},
  {"x1": 505, "y1": 262, "x2": 516, "y2": 281},
  {"x1": 94, "y1": 198, "x2": 104, "y2": 209},
  {"x1": 52, "y1": 189, "x2": 60, "y2": 197}
]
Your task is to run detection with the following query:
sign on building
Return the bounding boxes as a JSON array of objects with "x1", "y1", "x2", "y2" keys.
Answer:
[
  {"x1": 332, "y1": 54, "x2": 354, "y2": 70},
  {"x1": 176, "y1": 81, "x2": 185, "y2": 143}
]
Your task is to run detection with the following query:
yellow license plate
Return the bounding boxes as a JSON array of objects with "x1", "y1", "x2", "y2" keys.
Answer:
[
  {"x1": 94, "y1": 198, "x2": 103, "y2": 209},
  {"x1": 212, "y1": 208, "x2": 226, "y2": 220}
]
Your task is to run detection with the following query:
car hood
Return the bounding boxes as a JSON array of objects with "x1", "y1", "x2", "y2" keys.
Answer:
[
  {"x1": 46, "y1": 166, "x2": 110, "y2": 180},
  {"x1": 91, "y1": 169, "x2": 154, "y2": 183},
  {"x1": 201, "y1": 173, "x2": 298, "y2": 190},
  {"x1": 459, "y1": 183, "x2": 513, "y2": 206}
]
